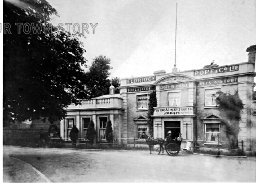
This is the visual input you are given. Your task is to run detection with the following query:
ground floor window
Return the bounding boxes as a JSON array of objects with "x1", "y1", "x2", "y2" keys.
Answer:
[
  {"x1": 137, "y1": 126, "x2": 148, "y2": 139},
  {"x1": 81, "y1": 117, "x2": 91, "y2": 139},
  {"x1": 65, "y1": 118, "x2": 75, "y2": 140},
  {"x1": 99, "y1": 117, "x2": 108, "y2": 141},
  {"x1": 205, "y1": 123, "x2": 220, "y2": 143}
]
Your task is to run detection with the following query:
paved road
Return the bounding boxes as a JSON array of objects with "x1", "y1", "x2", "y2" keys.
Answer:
[{"x1": 3, "y1": 146, "x2": 256, "y2": 182}]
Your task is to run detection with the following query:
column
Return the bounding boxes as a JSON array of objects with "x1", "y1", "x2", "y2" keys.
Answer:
[{"x1": 60, "y1": 119, "x2": 64, "y2": 139}]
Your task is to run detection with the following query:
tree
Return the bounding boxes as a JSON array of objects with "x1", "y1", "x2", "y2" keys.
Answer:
[
  {"x1": 111, "y1": 77, "x2": 120, "y2": 94},
  {"x1": 3, "y1": 0, "x2": 88, "y2": 125},
  {"x1": 147, "y1": 90, "x2": 157, "y2": 136},
  {"x1": 216, "y1": 91, "x2": 244, "y2": 149},
  {"x1": 85, "y1": 56, "x2": 112, "y2": 98},
  {"x1": 86, "y1": 120, "x2": 96, "y2": 144},
  {"x1": 105, "y1": 120, "x2": 113, "y2": 143}
]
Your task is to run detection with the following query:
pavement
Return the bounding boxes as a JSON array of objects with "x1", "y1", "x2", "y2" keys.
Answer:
[
  {"x1": 3, "y1": 145, "x2": 256, "y2": 182},
  {"x1": 3, "y1": 151, "x2": 50, "y2": 183}
]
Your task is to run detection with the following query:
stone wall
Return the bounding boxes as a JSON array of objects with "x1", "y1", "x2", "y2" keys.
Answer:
[{"x1": 3, "y1": 128, "x2": 42, "y2": 147}]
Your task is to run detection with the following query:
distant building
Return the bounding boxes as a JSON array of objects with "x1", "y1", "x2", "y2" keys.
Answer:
[{"x1": 61, "y1": 46, "x2": 256, "y2": 152}]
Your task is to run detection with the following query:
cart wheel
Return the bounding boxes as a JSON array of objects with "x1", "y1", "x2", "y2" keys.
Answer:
[{"x1": 165, "y1": 143, "x2": 179, "y2": 156}]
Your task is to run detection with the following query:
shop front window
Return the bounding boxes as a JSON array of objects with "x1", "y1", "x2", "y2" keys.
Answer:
[{"x1": 205, "y1": 123, "x2": 220, "y2": 143}]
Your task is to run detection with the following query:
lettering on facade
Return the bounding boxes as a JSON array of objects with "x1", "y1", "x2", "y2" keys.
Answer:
[
  {"x1": 153, "y1": 107, "x2": 194, "y2": 116},
  {"x1": 160, "y1": 82, "x2": 189, "y2": 90},
  {"x1": 199, "y1": 77, "x2": 238, "y2": 86},
  {"x1": 194, "y1": 65, "x2": 239, "y2": 76},
  {"x1": 127, "y1": 76, "x2": 156, "y2": 84},
  {"x1": 127, "y1": 86, "x2": 155, "y2": 92},
  {"x1": 160, "y1": 76, "x2": 191, "y2": 84}
]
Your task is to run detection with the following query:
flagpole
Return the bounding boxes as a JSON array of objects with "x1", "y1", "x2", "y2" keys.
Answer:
[{"x1": 174, "y1": 2, "x2": 177, "y2": 68}]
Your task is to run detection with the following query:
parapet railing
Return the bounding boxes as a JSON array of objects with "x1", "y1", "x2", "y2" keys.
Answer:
[{"x1": 67, "y1": 97, "x2": 122, "y2": 110}]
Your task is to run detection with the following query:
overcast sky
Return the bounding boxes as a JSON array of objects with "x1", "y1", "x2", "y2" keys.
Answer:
[{"x1": 49, "y1": 0, "x2": 256, "y2": 79}]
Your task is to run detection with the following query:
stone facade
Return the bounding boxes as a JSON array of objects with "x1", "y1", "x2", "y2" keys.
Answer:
[
  {"x1": 60, "y1": 94, "x2": 124, "y2": 143},
  {"x1": 119, "y1": 46, "x2": 256, "y2": 151},
  {"x1": 61, "y1": 46, "x2": 256, "y2": 152}
]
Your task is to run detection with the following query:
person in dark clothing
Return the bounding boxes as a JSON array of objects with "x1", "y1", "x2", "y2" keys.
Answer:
[
  {"x1": 165, "y1": 130, "x2": 173, "y2": 143},
  {"x1": 69, "y1": 125, "x2": 79, "y2": 147}
]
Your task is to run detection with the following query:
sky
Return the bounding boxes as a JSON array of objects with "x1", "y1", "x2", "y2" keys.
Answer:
[{"x1": 48, "y1": 0, "x2": 256, "y2": 79}]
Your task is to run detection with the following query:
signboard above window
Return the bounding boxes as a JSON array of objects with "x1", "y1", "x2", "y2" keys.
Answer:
[
  {"x1": 194, "y1": 64, "x2": 239, "y2": 76},
  {"x1": 153, "y1": 107, "x2": 194, "y2": 116}
]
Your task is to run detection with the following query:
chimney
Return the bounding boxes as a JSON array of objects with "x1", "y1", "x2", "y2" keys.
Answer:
[
  {"x1": 109, "y1": 84, "x2": 115, "y2": 95},
  {"x1": 246, "y1": 45, "x2": 256, "y2": 63}
]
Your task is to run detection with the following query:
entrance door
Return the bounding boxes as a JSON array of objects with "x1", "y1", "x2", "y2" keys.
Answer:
[{"x1": 164, "y1": 121, "x2": 180, "y2": 139}]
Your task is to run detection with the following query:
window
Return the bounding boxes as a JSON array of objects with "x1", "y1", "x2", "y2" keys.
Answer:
[
  {"x1": 137, "y1": 94, "x2": 148, "y2": 110},
  {"x1": 137, "y1": 126, "x2": 148, "y2": 139},
  {"x1": 168, "y1": 92, "x2": 181, "y2": 107},
  {"x1": 205, "y1": 89, "x2": 220, "y2": 107},
  {"x1": 99, "y1": 117, "x2": 108, "y2": 141},
  {"x1": 65, "y1": 118, "x2": 74, "y2": 140},
  {"x1": 82, "y1": 117, "x2": 91, "y2": 138},
  {"x1": 205, "y1": 123, "x2": 220, "y2": 143}
]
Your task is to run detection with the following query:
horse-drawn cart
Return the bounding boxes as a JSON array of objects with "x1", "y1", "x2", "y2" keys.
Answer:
[{"x1": 146, "y1": 137, "x2": 182, "y2": 156}]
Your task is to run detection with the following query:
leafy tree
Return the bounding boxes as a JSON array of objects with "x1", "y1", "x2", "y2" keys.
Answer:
[
  {"x1": 147, "y1": 90, "x2": 157, "y2": 136},
  {"x1": 216, "y1": 91, "x2": 244, "y2": 149},
  {"x1": 111, "y1": 77, "x2": 120, "y2": 94},
  {"x1": 85, "y1": 56, "x2": 112, "y2": 98},
  {"x1": 86, "y1": 120, "x2": 96, "y2": 144},
  {"x1": 105, "y1": 120, "x2": 113, "y2": 143},
  {"x1": 3, "y1": 0, "x2": 88, "y2": 125}
]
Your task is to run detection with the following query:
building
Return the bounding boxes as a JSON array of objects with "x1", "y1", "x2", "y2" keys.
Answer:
[{"x1": 61, "y1": 46, "x2": 256, "y2": 152}]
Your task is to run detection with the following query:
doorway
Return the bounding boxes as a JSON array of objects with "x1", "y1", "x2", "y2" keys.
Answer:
[{"x1": 164, "y1": 121, "x2": 180, "y2": 139}]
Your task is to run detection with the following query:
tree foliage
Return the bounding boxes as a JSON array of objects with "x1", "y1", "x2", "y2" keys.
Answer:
[
  {"x1": 216, "y1": 91, "x2": 244, "y2": 149},
  {"x1": 86, "y1": 120, "x2": 96, "y2": 144},
  {"x1": 216, "y1": 91, "x2": 243, "y2": 120},
  {"x1": 3, "y1": 0, "x2": 88, "y2": 124},
  {"x1": 147, "y1": 90, "x2": 157, "y2": 136},
  {"x1": 105, "y1": 120, "x2": 114, "y2": 143},
  {"x1": 111, "y1": 77, "x2": 120, "y2": 94},
  {"x1": 85, "y1": 56, "x2": 120, "y2": 98},
  {"x1": 85, "y1": 56, "x2": 111, "y2": 98}
]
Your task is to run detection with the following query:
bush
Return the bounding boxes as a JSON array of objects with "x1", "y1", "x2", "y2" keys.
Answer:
[{"x1": 86, "y1": 120, "x2": 96, "y2": 144}]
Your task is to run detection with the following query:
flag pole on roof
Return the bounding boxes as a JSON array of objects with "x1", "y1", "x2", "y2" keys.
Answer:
[{"x1": 172, "y1": 2, "x2": 178, "y2": 73}]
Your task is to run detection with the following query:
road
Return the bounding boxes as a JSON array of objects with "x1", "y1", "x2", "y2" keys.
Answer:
[{"x1": 3, "y1": 146, "x2": 256, "y2": 182}]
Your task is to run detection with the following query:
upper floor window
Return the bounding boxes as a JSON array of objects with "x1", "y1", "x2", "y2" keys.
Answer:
[
  {"x1": 205, "y1": 89, "x2": 220, "y2": 107},
  {"x1": 168, "y1": 92, "x2": 181, "y2": 107},
  {"x1": 137, "y1": 94, "x2": 148, "y2": 110}
]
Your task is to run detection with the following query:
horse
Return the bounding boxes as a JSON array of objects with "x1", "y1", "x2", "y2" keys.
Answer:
[{"x1": 145, "y1": 135, "x2": 165, "y2": 155}]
